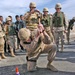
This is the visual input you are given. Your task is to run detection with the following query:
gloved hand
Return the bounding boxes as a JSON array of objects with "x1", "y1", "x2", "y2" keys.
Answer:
[{"x1": 38, "y1": 23, "x2": 44, "y2": 33}]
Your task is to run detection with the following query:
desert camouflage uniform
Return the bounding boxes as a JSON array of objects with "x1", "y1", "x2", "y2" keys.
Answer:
[
  {"x1": 52, "y1": 3, "x2": 68, "y2": 52},
  {"x1": 4, "y1": 17, "x2": 16, "y2": 57},
  {"x1": 18, "y1": 28, "x2": 57, "y2": 72},
  {"x1": 41, "y1": 7, "x2": 54, "y2": 42},
  {"x1": 24, "y1": 2, "x2": 43, "y2": 41},
  {"x1": 0, "y1": 23, "x2": 6, "y2": 60}
]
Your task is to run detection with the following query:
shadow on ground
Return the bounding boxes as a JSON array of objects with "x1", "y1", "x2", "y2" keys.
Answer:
[
  {"x1": 55, "y1": 50, "x2": 75, "y2": 63},
  {"x1": 0, "y1": 64, "x2": 75, "y2": 75}
]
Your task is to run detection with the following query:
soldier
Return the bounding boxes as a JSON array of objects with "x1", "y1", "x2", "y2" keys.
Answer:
[
  {"x1": 52, "y1": 3, "x2": 68, "y2": 52},
  {"x1": 0, "y1": 20, "x2": 6, "y2": 60},
  {"x1": 4, "y1": 16, "x2": 13, "y2": 53},
  {"x1": 0, "y1": 16, "x2": 6, "y2": 53},
  {"x1": 5, "y1": 17, "x2": 16, "y2": 57},
  {"x1": 18, "y1": 28, "x2": 57, "y2": 72},
  {"x1": 24, "y1": 2, "x2": 42, "y2": 40},
  {"x1": 67, "y1": 17, "x2": 75, "y2": 44},
  {"x1": 8, "y1": 15, "x2": 17, "y2": 52},
  {"x1": 41, "y1": 7, "x2": 54, "y2": 42}
]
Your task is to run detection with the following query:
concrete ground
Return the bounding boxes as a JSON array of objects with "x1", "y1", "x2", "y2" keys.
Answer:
[{"x1": 0, "y1": 26, "x2": 75, "y2": 75}]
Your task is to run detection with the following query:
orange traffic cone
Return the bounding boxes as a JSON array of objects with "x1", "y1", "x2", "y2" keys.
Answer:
[{"x1": 16, "y1": 67, "x2": 20, "y2": 75}]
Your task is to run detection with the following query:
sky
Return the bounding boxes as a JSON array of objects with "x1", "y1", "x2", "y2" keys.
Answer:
[{"x1": 0, "y1": 0, "x2": 75, "y2": 21}]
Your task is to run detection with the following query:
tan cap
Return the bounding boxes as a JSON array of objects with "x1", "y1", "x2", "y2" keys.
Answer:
[
  {"x1": 29, "y1": 2, "x2": 36, "y2": 8},
  {"x1": 6, "y1": 17, "x2": 11, "y2": 21},
  {"x1": 55, "y1": 3, "x2": 62, "y2": 9},
  {"x1": 18, "y1": 28, "x2": 31, "y2": 41},
  {"x1": 43, "y1": 7, "x2": 49, "y2": 12}
]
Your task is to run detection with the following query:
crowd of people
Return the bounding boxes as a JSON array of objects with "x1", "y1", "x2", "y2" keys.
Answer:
[
  {"x1": 0, "y1": 14, "x2": 26, "y2": 59},
  {"x1": 0, "y1": 2, "x2": 75, "y2": 72}
]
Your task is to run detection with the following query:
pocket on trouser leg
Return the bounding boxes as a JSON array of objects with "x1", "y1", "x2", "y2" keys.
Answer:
[{"x1": 0, "y1": 45, "x2": 4, "y2": 53}]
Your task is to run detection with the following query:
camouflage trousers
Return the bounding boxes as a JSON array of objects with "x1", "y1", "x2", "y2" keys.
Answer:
[
  {"x1": 54, "y1": 31, "x2": 64, "y2": 51},
  {"x1": 44, "y1": 26, "x2": 54, "y2": 42},
  {"x1": 6, "y1": 35, "x2": 16, "y2": 50},
  {"x1": 27, "y1": 43, "x2": 57, "y2": 63},
  {"x1": 0, "y1": 37, "x2": 5, "y2": 54},
  {"x1": 28, "y1": 43, "x2": 56, "y2": 71},
  {"x1": 21, "y1": 40, "x2": 57, "y2": 71},
  {"x1": 30, "y1": 29, "x2": 39, "y2": 40}
]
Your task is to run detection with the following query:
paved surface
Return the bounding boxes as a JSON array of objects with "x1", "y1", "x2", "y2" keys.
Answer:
[{"x1": 0, "y1": 26, "x2": 75, "y2": 75}]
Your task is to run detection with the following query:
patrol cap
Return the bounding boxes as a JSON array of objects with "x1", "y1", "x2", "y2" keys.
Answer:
[
  {"x1": 55, "y1": 3, "x2": 62, "y2": 9},
  {"x1": 43, "y1": 7, "x2": 49, "y2": 12},
  {"x1": 6, "y1": 17, "x2": 11, "y2": 22},
  {"x1": 29, "y1": 2, "x2": 36, "y2": 8}
]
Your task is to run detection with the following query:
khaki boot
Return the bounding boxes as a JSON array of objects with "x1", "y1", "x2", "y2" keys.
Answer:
[
  {"x1": 27, "y1": 61, "x2": 37, "y2": 71},
  {"x1": 1, "y1": 53, "x2": 7, "y2": 59},
  {"x1": 47, "y1": 62, "x2": 58, "y2": 72},
  {"x1": 10, "y1": 49, "x2": 16, "y2": 57}
]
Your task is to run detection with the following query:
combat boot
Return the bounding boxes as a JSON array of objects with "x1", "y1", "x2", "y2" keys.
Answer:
[
  {"x1": 10, "y1": 49, "x2": 16, "y2": 57},
  {"x1": 27, "y1": 60, "x2": 37, "y2": 71},
  {"x1": 47, "y1": 62, "x2": 58, "y2": 72},
  {"x1": 1, "y1": 53, "x2": 7, "y2": 59}
]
